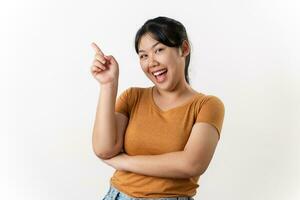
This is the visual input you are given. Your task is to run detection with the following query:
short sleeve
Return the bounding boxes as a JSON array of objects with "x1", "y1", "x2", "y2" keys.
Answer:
[
  {"x1": 196, "y1": 95, "x2": 225, "y2": 139},
  {"x1": 115, "y1": 87, "x2": 132, "y2": 118}
]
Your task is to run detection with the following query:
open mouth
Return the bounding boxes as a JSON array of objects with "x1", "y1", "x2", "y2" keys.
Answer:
[{"x1": 152, "y1": 69, "x2": 168, "y2": 83}]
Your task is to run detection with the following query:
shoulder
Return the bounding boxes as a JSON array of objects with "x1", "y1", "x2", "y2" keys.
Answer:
[
  {"x1": 124, "y1": 86, "x2": 150, "y2": 95},
  {"x1": 193, "y1": 92, "x2": 225, "y2": 115},
  {"x1": 202, "y1": 95, "x2": 224, "y2": 108},
  {"x1": 191, "y1": 88, "x2": 224, "y2": 107},
  {"x1": 118, "y1": 86, "x2": 151, "y2": 101}
]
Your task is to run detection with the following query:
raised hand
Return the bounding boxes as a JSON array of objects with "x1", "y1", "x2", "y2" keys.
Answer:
[{"x1": 90, "y1": 42, "x2": 119, "y2": 85}]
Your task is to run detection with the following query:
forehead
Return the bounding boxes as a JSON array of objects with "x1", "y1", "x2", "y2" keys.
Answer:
[{"x1": 138, "y1": 34, "x2": 161, "y2": 51}]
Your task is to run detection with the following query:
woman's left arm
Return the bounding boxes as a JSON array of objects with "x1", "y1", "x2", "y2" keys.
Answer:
[{"x1": 102, "y1": 122, "x2": 219, "y2": 179}]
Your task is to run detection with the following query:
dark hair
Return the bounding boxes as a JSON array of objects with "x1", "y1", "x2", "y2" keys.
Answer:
[{"x1": 134, "y1": 16, "x2": 191, "y2": 85}]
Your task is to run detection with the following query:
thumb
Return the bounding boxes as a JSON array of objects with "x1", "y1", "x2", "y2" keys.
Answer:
[{"x1": 105, "y1": 55, "x2": 117, "y2": 65}]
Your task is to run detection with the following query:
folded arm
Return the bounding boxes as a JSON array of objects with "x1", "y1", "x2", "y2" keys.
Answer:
[{"x1": 102, "y1": 122, "x2": 219, "y2": 179}]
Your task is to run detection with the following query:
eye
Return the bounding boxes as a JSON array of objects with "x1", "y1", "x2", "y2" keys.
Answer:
[
  {"x1": 155, "y1": 48, "x2": 164, "y2": 53},
  {"x1": 139, "y1": 54, "x2": 147, "y2": 59}
]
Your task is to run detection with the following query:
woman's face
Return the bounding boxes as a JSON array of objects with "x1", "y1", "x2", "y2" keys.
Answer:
[{"x1": 138, "y1": 33, "x2": 188, "y2": 91}]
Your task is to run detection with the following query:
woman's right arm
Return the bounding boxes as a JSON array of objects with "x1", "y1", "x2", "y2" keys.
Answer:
[
  {"x1": 90, "y1": 42, "x2": 127, "y2": 159},
  {"x1": 92, "y1": 81, "x2": 119, "y2": 159}
]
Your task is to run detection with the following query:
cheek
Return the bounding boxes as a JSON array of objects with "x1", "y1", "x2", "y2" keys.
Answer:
[
  {"x1": 140, "y1": 63, "x2": 149, "y2": 74},
  {"x1": 140, "y1": 60, "x2": 152, "y2": 72},
  {"x1": 167, "y1": 58, "x2": 183, "y2": 75},
  {"x1": 162, "y1": 52, "x2": 178, "y2": 65}
]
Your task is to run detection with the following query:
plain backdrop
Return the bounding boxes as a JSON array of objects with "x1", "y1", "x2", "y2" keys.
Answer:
[{"x1": 1, "y1": 0, "x2": 299, "y2": 199}]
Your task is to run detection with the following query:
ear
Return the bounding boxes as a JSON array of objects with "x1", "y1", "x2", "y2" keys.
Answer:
[{"x1": 179, "y1": 40, "x2": 190, "y2": 57}]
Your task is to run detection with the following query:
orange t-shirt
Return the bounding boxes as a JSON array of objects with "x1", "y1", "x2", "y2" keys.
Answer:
[{"x1": 110, "y1": 86, "x2": 225, "y2": 198}]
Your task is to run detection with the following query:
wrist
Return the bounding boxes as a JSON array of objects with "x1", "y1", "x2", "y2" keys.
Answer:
[
  {"x1": 101, "y1": 79, "x2": 118, "y2": 86},
  {"x1": 121, "y1": 154, "x2": 132, "y2": 172},
  {"x1": 100, "y1": 80, "x2": 118, "y2": 90}
]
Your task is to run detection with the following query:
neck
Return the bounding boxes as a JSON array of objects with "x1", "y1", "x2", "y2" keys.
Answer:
[{"x1": 154, "y1": 80, "x2": 193, "y2": 100}]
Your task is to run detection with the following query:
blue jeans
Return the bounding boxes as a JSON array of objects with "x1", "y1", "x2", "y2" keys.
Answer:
[{"x1": 101, "y1": 184, "x2": 194, "y2": 200}]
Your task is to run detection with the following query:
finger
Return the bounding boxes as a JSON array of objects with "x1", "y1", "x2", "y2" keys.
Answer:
[
  {"x1": 91, "y1": 65, "x2": 102, "y2": 73},
  {"x1": 105, "y1": 55, "x2": 116, "y2": 65},
  {"x1": 95, "y1": 54, "x2": 106, "y2": 64},
  {"x1": 93, "y1": 60, "x2": 106, "y2": 70},
  {"x1": 91, "y1": 65, "x2": 103, "y2": 71},
  {"x1": 91, "y1": 42, "x2": 104, "y2": 56}
]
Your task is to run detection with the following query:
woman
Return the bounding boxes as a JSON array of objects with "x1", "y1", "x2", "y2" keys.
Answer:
[{"x1": 90, "y1": 16, "x2": 225, "y2": 200}]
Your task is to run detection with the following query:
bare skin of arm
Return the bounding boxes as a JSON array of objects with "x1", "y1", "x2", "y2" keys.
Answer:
[{"x1": 90, "y1": 42, "x2": 128, "y2": 159}]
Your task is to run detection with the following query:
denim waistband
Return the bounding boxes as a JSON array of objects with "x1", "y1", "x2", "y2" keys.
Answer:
[{"x1": 103, "y1": 184, "x2": 194, "y2": 200}]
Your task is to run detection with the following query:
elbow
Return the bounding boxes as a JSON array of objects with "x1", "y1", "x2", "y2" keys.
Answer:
[
  {"x1": 93, "y1": 145, "x2": 120, "y2": 160},
  {"x1": 186, "y1": 169, "x2": 203, "y2": 178},
  {"x1": 185, "y1": 163, "x2": 207, "y2": 178},
  {"x1": 94, "y1": 150, "x2": 118, "y2": 160},
  {"x1": 190, "y1": 169, "x2": 205, "y2": 178}
]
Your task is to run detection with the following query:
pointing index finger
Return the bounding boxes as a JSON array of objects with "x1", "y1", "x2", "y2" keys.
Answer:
[{"x1": 91, "y1": 42, "x2": 104, "y2": 56}]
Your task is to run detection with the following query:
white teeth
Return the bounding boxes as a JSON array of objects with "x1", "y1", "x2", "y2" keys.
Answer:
[{"x1": 153, "y1": 69, "x2": 167, "y2": 76}]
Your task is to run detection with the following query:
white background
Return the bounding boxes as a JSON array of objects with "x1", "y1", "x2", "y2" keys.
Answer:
[{"x1": 1, "y1": 0, "x2": 299, "y2": 199}]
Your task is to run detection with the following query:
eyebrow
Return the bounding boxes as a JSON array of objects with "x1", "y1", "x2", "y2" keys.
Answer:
[{"x1": 138, "y1": 42, "x2": 160, "y2": 53}]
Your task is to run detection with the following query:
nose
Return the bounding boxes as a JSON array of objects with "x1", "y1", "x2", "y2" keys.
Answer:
[{"x1": 148, "y1": 54, "x2": 159, "y2": 68}]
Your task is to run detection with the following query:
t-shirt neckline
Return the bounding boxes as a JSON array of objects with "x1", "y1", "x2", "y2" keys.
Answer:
[{"x1": 150, "y1": 86, "x2": 201, "y2": 113}]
